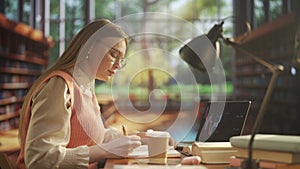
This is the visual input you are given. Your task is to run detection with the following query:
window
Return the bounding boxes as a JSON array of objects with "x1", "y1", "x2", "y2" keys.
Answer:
[
  {"x1": 254, "y1": 0, "x2": 283, "y2": 27},
  {"x1": 2, "y1": 0, "x2": 234, "y2": 99}
]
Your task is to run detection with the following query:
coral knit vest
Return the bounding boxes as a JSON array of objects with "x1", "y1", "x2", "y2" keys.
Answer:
[{"x1": 17, "y1": 70, "x2": 105, "y2": 169}]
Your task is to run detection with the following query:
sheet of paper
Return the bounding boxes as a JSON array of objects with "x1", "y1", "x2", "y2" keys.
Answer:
[
  {"x1": 128, "y1": 145, "x2": 180, "y2": 158},
  {"x1": 114, "y1": 164, "x2": 207, "y2": 169}
]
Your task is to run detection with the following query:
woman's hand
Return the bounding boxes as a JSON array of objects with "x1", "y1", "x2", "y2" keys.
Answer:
[
  {"x1": 101, "y1": 135, "x2": 141, "y2": 158},
  {"x1": 181, "y1": 156, "x2": 201, "y2": 165},
  {"x1": 103, "y1": 127, "x2": 123, "y2": 143},
  {"x1": 89, "y1": 135, "x2": 141, "y2": 163}
]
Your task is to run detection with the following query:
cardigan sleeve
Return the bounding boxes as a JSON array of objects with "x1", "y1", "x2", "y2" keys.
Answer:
[{"x1": 24, "y1": 76, "x2": 89, "y2": 169}]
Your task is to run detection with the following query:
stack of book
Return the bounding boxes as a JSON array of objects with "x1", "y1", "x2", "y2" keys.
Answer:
[
  {"x1": 229, "y1": 156, "x2": 300, "y2": 169},
  {"x1": 229, "y1": 134, "x2": 300, "y2": 168}
]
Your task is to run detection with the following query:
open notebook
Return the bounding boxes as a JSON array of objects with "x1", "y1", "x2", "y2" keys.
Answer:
[
  {"x1": 128, "y1": 145, "x2": 180, "y2": 158},
  {"x1": 176, "y1": 100, "x2": 251, "y2": 148}
]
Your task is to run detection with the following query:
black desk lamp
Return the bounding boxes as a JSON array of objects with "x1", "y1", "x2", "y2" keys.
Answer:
[{"x1": 179, "y1": 22, "x2": 284, "y2": 169}]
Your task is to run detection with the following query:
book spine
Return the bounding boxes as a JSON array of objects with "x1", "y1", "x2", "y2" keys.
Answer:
[{"x1": 235, "y1": 148, "x2": 300, "y2": 164}]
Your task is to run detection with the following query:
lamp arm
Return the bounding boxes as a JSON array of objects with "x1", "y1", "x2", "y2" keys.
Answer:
[
  {"x1": 223, "y1": 38, "x2": 279, "y2": 70},
  {"x1": 223, "y1": 37, "x2": 284, "y2": 169},
  {"x1": 246, "y1": 69, "x2": 281, "y2": 160}
]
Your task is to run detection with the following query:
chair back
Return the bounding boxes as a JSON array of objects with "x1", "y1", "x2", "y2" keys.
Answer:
[{"x1": 0, "y1": 152, "x2": 14, "y2": 169}]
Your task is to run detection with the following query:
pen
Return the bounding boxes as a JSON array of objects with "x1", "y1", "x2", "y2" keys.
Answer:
[{"x1": 122, "y1": 125, "x2": 127, "y2": 136}]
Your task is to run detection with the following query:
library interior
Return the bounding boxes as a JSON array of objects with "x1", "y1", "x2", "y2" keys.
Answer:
[{"x1": 0, "y1": 1, "x2": 300, "y2": 169}]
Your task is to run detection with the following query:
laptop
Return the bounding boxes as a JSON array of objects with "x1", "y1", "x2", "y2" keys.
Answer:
[{"x1": 176, "y1": 100, "x2": 251, "y2": 149}]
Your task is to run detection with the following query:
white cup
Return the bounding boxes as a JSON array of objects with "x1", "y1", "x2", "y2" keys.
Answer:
[{"x1": 146, "y1": 131, "x2": 170, "y2": 164}]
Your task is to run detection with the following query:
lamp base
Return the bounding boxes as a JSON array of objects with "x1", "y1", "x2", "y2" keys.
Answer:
[
  {"x1": 225, "y1": 158, "x2": 260, "y2": 169},
  {"x1": 241, "y1": 158, "x2": 260, "y2": 169}
]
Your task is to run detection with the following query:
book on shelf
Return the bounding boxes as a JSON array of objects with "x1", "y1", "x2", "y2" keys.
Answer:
[
  {"x1": 229, "y1": 156, "x2": 300, "y2": 169},
  {"x1": 179, "y1": 142, "x2": 237, "y2": 164},
  {"x1": 235, "y1": 147, "x2": 300, "y2": 164}
]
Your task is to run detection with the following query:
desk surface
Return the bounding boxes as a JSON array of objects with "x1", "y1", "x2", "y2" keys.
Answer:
[{"x1": 104, "y1": 158, "x2": 229, "y2": 169}]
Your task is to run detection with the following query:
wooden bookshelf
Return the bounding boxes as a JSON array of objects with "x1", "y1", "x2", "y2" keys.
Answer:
[
  {"x1": 233, "y1": 12, "x2": 300, "y2": 134},
  {"x1": 0, "y1": 14, "x2": 54, "y2": 132}
]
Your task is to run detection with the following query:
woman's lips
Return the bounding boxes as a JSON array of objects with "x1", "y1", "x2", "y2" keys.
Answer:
[{"x1": 107, "y1": 70, "x2": 115, "y2": 76}]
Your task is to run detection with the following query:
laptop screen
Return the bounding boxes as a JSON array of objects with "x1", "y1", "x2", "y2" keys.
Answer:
[{"x1": 196, "y1": 100, "x2": 251, "y2": 142}]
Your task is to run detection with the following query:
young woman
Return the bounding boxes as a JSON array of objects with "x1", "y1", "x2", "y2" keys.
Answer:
[{"x1": 17, "y1": 19, "x2": 141, "y2": 169}]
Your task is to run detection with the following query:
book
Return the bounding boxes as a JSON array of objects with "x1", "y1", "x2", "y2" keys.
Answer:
[
  {"x1": 230, "y1": 156, "x2": 300, "y2": 169},
  {"x1": 235, "y1": 147, "x2": 300, "y2": 164},
  {"x1": 181, "y1": 145, "x2": 192, "y2": 156},
  {"x1": 180, "y1": 142, "x2": 237, "y2": 164},
  {"x1": 230, "y1": 134, "x2": 300, "y2": 153}
]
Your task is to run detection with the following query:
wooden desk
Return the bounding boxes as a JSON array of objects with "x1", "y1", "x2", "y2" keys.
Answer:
[{"x1": 104, "y1": 158, "x2": 229, "y2": 169}]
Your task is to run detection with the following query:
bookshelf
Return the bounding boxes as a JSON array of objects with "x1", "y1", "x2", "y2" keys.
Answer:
[
  {"x1": 0, "y1": 14, "x2": 54, "y2": 132},
  {"x1": 233, "y1": 13, "x2": 300, "y2": 134}
]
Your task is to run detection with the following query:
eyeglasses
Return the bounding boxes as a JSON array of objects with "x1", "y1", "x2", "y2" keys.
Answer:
[{"x1": 109, "y1": 47, "x2": 127, "y2": 69}]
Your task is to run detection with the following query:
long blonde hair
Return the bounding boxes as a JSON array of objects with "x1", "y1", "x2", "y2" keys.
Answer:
[{"x1": 19, "y1": 19, "x2": 128, "y2": 135}]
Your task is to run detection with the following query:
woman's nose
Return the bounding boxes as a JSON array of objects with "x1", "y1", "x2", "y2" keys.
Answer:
[{"x1": 113, "y1": 62, "x2": 121, "y2": 69}]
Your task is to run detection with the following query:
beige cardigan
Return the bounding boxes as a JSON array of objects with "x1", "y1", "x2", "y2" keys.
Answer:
[{"x1": 17, "y1": 71, "x2": 106, "y2": 169}]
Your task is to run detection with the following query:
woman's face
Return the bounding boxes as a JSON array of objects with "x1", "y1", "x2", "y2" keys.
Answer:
[{"x1": 96, "y1": 39, "x2": 127, "y2": 81}]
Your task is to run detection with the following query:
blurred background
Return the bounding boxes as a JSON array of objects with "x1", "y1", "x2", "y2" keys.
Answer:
[{"x1": 1, "y1": 0, "x2": 300, "y2": 137}]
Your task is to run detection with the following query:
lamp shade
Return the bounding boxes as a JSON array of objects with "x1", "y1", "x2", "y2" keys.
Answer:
[
  {"x1": 179, "y1": 35, "x2": 217, "y2": 72},
  {"x1": 179, "y1": 22, "x2": 223, "y2": 72}
]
